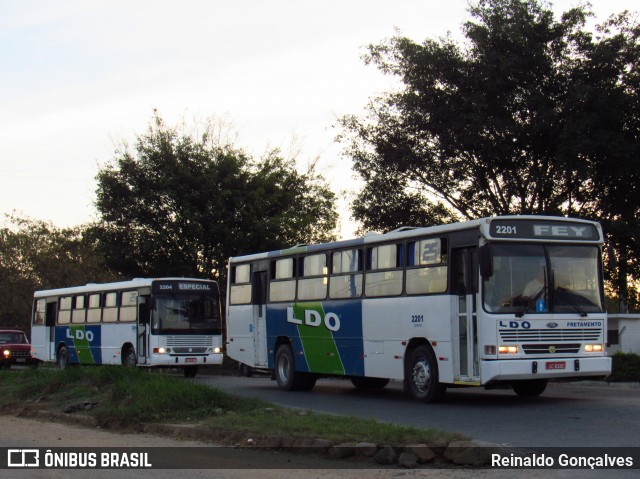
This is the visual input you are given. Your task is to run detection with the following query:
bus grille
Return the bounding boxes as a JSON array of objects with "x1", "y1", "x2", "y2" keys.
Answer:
[
  {"x1": 522, "y1": 344, "x2": 581, "y2": 354},
  {"x1": 499, "y1": 328, "x2": 601, "y2": 342},
  {"x1": 166, "y1": 336, "x2": 214, "y2": 348}
]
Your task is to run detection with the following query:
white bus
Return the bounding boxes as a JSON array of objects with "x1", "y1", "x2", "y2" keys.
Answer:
[
  {"x1": 226, "y1": 216, "x2": 611, "y2": 402},
  {"x1": 31, "y1": 278, "x2": 223, "y2": 377}
]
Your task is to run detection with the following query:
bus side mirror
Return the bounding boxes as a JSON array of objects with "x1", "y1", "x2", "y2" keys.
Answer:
[{"x1": 480, "y1": 244, "x2": 493, "y2": 278}]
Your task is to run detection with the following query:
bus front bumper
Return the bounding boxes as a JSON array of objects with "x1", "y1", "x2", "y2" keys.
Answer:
[
  {"x1": 150, "y1": 353, "x2": 224, "y2": 367},
  {"x1": 481, "y1": 356, "x2": 612, "y2": 383}
]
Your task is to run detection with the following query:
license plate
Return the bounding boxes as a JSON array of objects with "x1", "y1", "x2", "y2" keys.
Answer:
[
  {"x1": 546, "y1": 361, "x2": 566, "y2": 370},
  {"x1": 16, "y1": 358, "x2": 26, "y2": 363},
  {"x1": 185, "y1": 358, "x2": 197, "y2": 363}
]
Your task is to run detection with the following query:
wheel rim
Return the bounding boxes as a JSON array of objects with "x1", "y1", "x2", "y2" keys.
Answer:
[
  {"x1": 59, "y1": 349, "x2": 67, "y2": 368},
  {"x1": 412, "y1": 359, "x2": 431, "y2": 393},
  {"x1": 277, "y1": 353, "x2": 290, "y2": 383}
]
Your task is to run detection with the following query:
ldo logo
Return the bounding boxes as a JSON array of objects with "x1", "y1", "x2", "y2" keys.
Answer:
[{"x1": 8, "y1": 449, "x2": 39, "y2": 467}]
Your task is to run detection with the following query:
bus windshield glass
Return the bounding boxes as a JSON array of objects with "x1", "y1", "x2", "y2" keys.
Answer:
[
  {"x1": 483, "y1": 244, "x2": 603, "y2": 314},
  {"x1": 152, "y1": 294, "x2": 221, "y2": 333}
]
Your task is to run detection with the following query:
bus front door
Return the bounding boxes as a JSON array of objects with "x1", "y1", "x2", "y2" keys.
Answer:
[
  {"x1": 137, "y1": 296, "x2": 150, "y2": 365},
  {"x1": 453, "y1": 248, "x2": 480, "y2": 384},
  {"x1": 252, "y1": 271, "x2": 268, "y2": 367},
  {"x1": 46, "y1": 300, "x2": 57, "y2": 361}
]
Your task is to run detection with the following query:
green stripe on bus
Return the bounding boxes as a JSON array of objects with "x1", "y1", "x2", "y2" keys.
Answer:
[
  {"x1": 69, "y1": 325, "x2": 95, "y2": 365},
  {"x1": 293, "y1": 302, "x2": 344, "y2": 375}
]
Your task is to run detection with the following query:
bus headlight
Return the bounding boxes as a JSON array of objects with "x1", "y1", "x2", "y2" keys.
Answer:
[
  {"x1": 3, "y1": 349, "x2": 10, "y2": 357},
  {"x1": 584, "y1": 344, "x2": 603, "y2": 353},
  {"x1": 153, "y1": 347, "x2": 167, "y2": 354},
  {"x1": 498, "y1": 345, "x2": 518, "y2": 354},
  {"x1": 213, "y1": 347, "x2": 221, "y2": 354}
]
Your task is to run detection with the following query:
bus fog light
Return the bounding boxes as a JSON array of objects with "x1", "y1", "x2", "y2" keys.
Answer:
[
  {"x1": 485, "y1": 345, "x2": 496, "y2": 355},
  {"x1": 498, "y1": 345, "x2": 518, "y2": 354}
]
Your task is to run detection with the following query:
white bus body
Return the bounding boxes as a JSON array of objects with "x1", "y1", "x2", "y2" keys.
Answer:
[
  {"x1": 31, "y1": 278, "x2": 223, "y2": 377},
  {"x1": 226, "y1": 216, "x2": 611, "y2": 401}
]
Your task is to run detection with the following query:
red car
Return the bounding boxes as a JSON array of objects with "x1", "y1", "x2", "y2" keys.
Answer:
[{"x1": 0, "y1": 330, "x2": 38, "y2": 368}]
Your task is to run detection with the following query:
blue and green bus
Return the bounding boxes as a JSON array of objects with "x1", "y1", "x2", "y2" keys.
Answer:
[
  {"x1": 226, "y1": 216, "x2": 611, "y2": 402},
  {"x1": 31, "y1": 278, "x2": 223, "y2": 377}
]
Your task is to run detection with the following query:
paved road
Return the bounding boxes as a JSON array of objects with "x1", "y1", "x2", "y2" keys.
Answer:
[{"x1": 196, "y1": 375, "x2": 640, "y2": 448}]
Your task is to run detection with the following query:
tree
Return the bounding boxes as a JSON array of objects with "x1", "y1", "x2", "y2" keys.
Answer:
[
  {"x1": 338, "y1": 0, "x2": 640, "y2": 308},
  {"x1": 0, "y1": 215, "x2": 118, "y2": 332},
  {"x1": 92, "y1": 112, "x2": 338, "y2": 282}
]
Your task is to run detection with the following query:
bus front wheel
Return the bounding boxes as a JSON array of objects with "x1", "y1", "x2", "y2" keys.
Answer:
[
  {"x1": 57, "y1": 345, "x2": 68, "y2": 370},
  {"x1": 184, "y1": 365, "x2": 199, "y2": 378},
  {"x1": 405, "y1": 345, "x2": 446, "y2": 403},
  {"x1": 512, "y1": 379, "x2": 548, "y2": 397},
  {"x1": 122, "y1": 347, "x2": 137, "y2": 367},
  {"x1": 274, "y1": 344, "x2": 316, "y2": 391}
]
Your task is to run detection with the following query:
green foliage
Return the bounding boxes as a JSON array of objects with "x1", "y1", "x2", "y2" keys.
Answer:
[
  {"x1": 338, "y1": 0, "x2": 640, "y2": 303},
  {"x1": 609, "y1": 352, "x2": 640, "y2": 382},
  {"x1": 0, "y1": 367, "x2": 464, "y2": 444},
  {"x1": 0, "y1": 214, "x2": 120, "y2": 332},
  {"x1": 93, "y1": 112, "x2": 338, "y2": 280}
]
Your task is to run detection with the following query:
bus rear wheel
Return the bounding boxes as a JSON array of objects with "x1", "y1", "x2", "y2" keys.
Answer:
[
  {"x1": 57, "y1": 345, "x2": 68, "y2": 370},
  {"x1": 405, "y1": 345, "x2": 446, "y2": 403},
  {"x1": 274, "y1": 344, "x2": 316, "y2": 391},
  {"x1": 512, "y1": 379, "x2": 548, "y2": 397}
]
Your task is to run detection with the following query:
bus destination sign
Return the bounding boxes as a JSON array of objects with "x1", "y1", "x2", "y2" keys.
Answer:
[
  {"x1": 152, "y1": 280, "x2": 215, "y2": 294},
  {"x1": 489, "y1": 219, "x2": 600, "y2": 241}
]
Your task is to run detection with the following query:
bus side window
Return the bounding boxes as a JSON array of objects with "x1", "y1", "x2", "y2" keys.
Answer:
[
  {"x1": 230, "y1": 264, "x2": 252, "y2": 305},
  {"x1": 58, "y1": 296, "x2": 72, "y2": 324},
  {"x1": 298, "y1": 253, "x2": 327, "y2": 301},
  {"x1": 120, "y1": 291, "x2": 138, "y2": 322},
  {"x1": 406, "y1": 238, "x2": 448, "y2": 295},
  {"x1": 87, "y1": 293, "x2": 102, "y2": 323},
  {"x1": 72, "y1": 295, "x2": 86, "y2": 324},
  {"x1": 103, "y1": 292, "x2": 118, "y2": 323},
  {"x1": 33, "y1": 299, "x2": 46, "y2": 325},
  {"x1": 269, "y1": 258, "x2": 296, "y2": 302},
  {"x1": 330, "y1": 249, "x2": 363, "y2": 299},
  {"x1": 365, "y1": 243, "x2": 404, "y2": 297}
]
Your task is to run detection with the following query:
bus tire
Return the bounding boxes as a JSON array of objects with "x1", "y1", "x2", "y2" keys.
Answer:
[
  {"x1": 57, "y1": 345, "x2": 69, "y2": 370},
  {"x1": 406, "y1": 345, "x2": 446, "y2": 403},
  {"x1": 183, "y1": 365, "x2": 199, "y2": 378},
  {"x1": 122, "y1": 347, "x2": 137, "y2": 367},
  {"x1": 512, "y1": 379, "x2": 547, "y2": 397},
  {"x1": 351, "y1": 377, "x2": 390, "y2": 389},
  {"x1": 275, "y1": 344, "x2": 315, "y2": 391}
]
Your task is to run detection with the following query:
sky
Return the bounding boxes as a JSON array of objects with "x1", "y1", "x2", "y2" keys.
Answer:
[{"x1": 0, "y1": 0, "x2": 636, "y2": 240}]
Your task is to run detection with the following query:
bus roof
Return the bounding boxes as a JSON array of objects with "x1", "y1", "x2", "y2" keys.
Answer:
[
  {"x1": 228, "y1": 215, "x2": 603, "y2": 263},
  {"x1": 33, "y1": 277, "x2": 215, "y2": 298}
]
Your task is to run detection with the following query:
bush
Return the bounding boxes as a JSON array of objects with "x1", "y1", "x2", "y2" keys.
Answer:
[{"x1": 609, "y1": 352, "x2": 640, "y2": 382}]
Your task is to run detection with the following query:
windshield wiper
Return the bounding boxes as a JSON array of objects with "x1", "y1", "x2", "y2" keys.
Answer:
[
  {"x1": 556, "y1": 288, "x2": 588, "y2": 317},
  {"x1": 515, "y1": 287, "x2": 546, "y2": 318}
]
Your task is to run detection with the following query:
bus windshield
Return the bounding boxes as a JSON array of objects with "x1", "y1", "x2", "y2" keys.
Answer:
[
  {"x1": 483, "y1": 244, "x2": 603, "y2": 315},
  {"x1": 152, "y1": 294, "x2": 221, "y2": 333}
]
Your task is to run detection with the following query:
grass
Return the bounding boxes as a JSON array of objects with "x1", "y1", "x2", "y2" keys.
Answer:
[
  {"x1": 608, "y1": 352, "x2": 640, "y2": 382},
  {"x1": 0, "y1": 366, "x2": 464, "y2": 445}
]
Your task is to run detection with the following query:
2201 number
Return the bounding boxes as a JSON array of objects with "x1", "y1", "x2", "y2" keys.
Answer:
[
  {"x1": 496, "y1": 225, "x2": 517, "y2": 235},
  {"x1": 411, "y1": 315, "x2": 424, "y2": 323}
]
